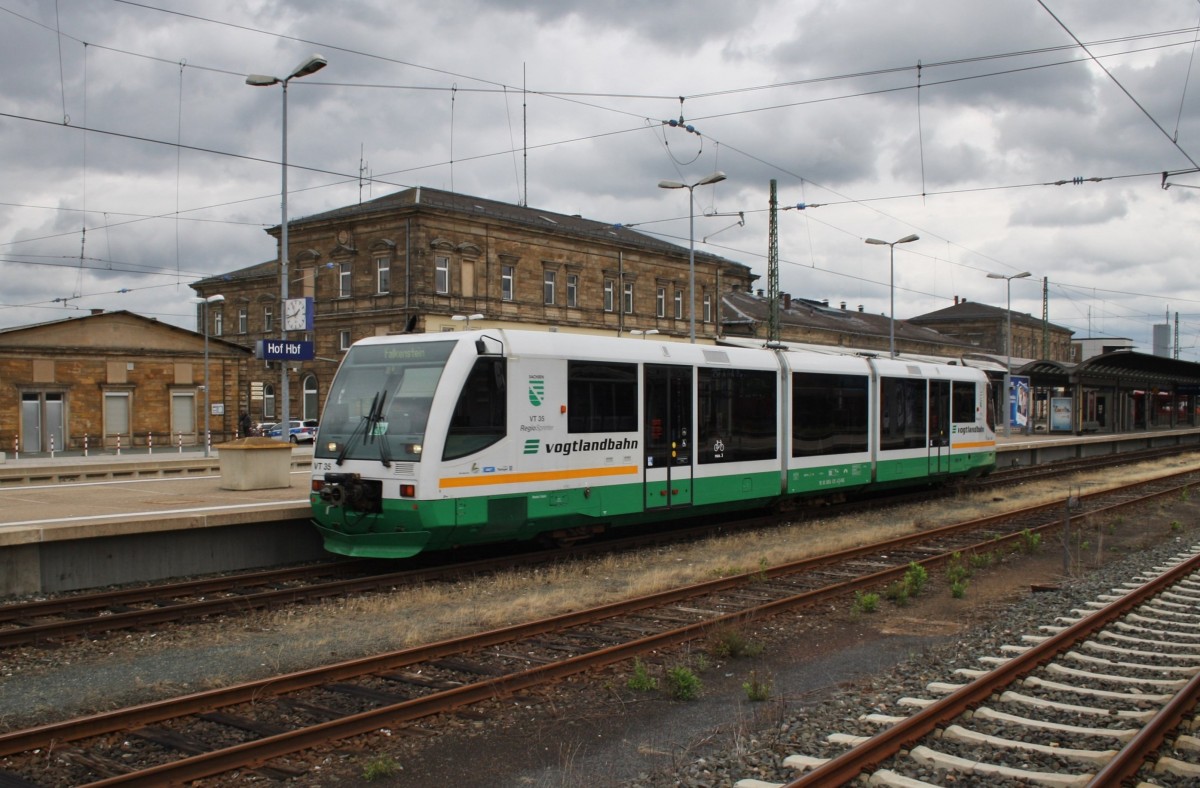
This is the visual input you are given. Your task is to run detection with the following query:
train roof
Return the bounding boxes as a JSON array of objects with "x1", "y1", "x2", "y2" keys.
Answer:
[{"x1": 353, "y1": 330, "x2": 987, "y2": 378}]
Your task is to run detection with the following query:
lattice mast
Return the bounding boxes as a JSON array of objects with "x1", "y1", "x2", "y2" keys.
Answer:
[
  {"x1": 767, "y1": 179, "x2": 780, "y2": 343},
  {"x1": 1041, "y1": 276, "x2": 1049, "y2": 359}
]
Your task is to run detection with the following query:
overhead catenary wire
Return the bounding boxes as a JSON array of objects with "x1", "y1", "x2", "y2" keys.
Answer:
[{"x1": 5, "y1": 1, "x2": 1200, "y2": 356}]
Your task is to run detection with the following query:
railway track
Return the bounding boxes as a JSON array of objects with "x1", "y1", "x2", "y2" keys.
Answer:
[
  {"x1": 740, "y1": 544, "x2": 1200, "y2": 787},
  {"x1": 0, "y1": 469, "x2": 1196, "y2": 786},
  {"x1": 2, "y1": 447, "x2": 1192, "y2": 651}
]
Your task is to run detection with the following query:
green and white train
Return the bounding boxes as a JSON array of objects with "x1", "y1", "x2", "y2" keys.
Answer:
[{"x1": 310, "y1": 330, "x2": 996, "y2": 558}]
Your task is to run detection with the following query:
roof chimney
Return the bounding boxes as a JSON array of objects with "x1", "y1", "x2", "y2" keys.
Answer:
[
  {"x1": 840, "y1": 301, "x2": 846, "y2": 310},
  {"x1": 90, "y1": 309, "x2": 104, "y2": 316},
  {"x1": 783, "y1": 293, "x2": 791, "y2": 310}
]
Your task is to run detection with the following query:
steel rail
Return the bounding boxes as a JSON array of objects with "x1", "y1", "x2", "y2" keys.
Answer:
[
  {"x1": 1, "y1": 471, "x2": 1196, "y2": 785},
  {"x1": 1, "y1": 473, "x2": 1193, "y2": 756},
  {"x1": 1086, "y1": 653, "x2": 1200, "y2": 785},
  {"x1": 785, "y1": 549, "x2": 1200, "y2": 787}
]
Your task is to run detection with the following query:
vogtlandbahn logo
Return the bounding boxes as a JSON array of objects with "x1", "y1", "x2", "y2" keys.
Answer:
[
  {"x1": 523, "y1": 439, "x2": 540, "y2": 455},
  {"x1": 528, "y1": 379, "x2": 545, "y2": 406}
]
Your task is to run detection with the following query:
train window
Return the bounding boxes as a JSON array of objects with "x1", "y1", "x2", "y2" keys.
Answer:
[
  {"x1": 443, "y1": 358, "x2": 507, "y2": 460},
  {"x1": 315, "y1": 340, "x2": 456, "y2": 462},
  {"x1": 880, "y1": 377, "x2": 927, "y2": 451},
  {"x1": 698, "y1": 368, "x2": 777, "y2": 464},
  {"x1": 568, "y1": 361, "x2": 638, "y2": 433},
  {"x1": 951, "y1": 381, "x2": 977, "y2": 423},
  {"x1": 791, "y1": 372, "x2": 868, "y2": 457}
]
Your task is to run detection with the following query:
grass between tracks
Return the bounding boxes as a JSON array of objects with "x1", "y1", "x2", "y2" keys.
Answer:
[{"x1": 267, "y1": 452, "x2": 1200, "y2": 654}]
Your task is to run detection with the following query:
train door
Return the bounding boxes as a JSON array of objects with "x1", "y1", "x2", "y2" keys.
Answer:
[
  {"x1": 928, "y1": 380, "x2": 950, "y2": 474},
  {"x1": 644, "y1": 364, "x2": 693, "y2": 510}
]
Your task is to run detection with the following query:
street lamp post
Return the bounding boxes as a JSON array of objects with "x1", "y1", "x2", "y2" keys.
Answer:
[
  {"x1": 987, "y1": 270, "x2": 1032, "y2": 437},
  {"x1": 658, "y1": 171, "x2": 726, "y2": 343},
  {"x1": 247, "y1": 53, "x2": 327, "y2": 440},
  {"x1": 864, "y1": 234, "x2": 919, "y2": 357},
  {"x1": 190, "y1": 294, "x2": 225, "y2": 457}
]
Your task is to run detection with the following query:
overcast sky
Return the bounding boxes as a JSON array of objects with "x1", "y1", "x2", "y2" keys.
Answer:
[{"x1": 4, "y1": 0, "x2": 1200, "y2": 359}]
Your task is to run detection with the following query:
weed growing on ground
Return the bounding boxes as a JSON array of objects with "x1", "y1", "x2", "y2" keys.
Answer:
[
  {"x1": 627, "y1": 658, "x2": 658, "y2": 692},
  {"x1": 903, "y1": 562, "x2": 928, "y2": 596},
  {"x1": 1171, "y1": 520, "x2": 1183, "y2": 533},
  {"x1": 853, "y1": 590, "x2": 880, "y2": 614},
  {"x1": 1020, "y1": 528, "x2": 1042, "y2": 553},
  {"x1": 743, "y1": 670, "x2": 771, "y2": 702},
  {"x1": 968, "y1": 551, "x2": 994, "y2": 570},
  {"x1": 666, "y1": 665, "x2": 702, "y2": 700},
  {"x1": 709, "y1": 628, "x2": 765, "y2": 659},
  {"x1": 362, "y1": 756, "x2": 401, "y2": 782}
]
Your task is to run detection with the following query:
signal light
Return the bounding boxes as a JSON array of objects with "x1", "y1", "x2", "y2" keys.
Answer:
[{"x1": 400, "y1": 484, "x2": 415, "y2": 498}]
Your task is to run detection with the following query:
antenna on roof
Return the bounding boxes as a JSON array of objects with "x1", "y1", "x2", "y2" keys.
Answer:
[{"x1": 358, "y1": 144, "x2": 370, "y2": 204}]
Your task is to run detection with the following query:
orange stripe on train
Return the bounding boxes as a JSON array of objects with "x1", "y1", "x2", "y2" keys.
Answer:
[{"x1": 440, "y1": 465, "x2": 640, "y2": 488}]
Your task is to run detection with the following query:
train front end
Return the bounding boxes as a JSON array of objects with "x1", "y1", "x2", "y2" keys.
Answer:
[{"x1": 309, "y1": 335, "x2": 473, "y2": 558}]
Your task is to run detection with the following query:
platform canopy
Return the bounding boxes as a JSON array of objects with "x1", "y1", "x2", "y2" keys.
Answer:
[{"x1": 1019, "y1": 350, "x2": 1200, "y2": 391}]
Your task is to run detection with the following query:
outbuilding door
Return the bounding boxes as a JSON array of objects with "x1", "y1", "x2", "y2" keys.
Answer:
[{"x1": 21, "y1": 392, "x2": 64, "y2": 453}]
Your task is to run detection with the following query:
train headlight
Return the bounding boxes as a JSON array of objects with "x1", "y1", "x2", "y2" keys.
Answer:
[
  {"x1": 408, "y1": 443, "x2": 423, "y2": 455},
  {"x1": 326, "y1": 441, "x2": 338, "y2": 452}
]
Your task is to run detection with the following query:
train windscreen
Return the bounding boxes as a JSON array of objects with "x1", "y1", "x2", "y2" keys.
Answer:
[{"x1": 315, "y1": 340, "x2": 456, "y2": 463}]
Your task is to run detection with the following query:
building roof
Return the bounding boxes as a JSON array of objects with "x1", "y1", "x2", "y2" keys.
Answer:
[
  {"x1": 722, "y1": 290, "x2": 970, "y2": 351},
  {"x1": 910, "y1": 299, "x2": 1072, "y2": 334},
  {"x1": 193, "y1": 259, "x2": 277, "y2": 290},
  {"x1": 0, "y1": 310, "x2": 251, "y2": 355},
  {"x1": 270, "y1": 186, "x2": 753, "y2": 276}
]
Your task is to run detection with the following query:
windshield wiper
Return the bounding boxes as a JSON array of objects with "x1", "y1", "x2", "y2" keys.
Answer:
[
  {"x1": 335, "y1": 390, "x2": 381, "y2": 466},
  {"x1": 367, "y1": 390, "x2": 392, "y2": 468}
]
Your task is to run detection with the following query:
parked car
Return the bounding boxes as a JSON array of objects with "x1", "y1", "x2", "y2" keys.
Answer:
[
  {"x1": 253, "y1": 422, "x2": 276, "y2": 438},
  {"x1": 268, "y1": 419, "x2": 318, "y2": 443}
]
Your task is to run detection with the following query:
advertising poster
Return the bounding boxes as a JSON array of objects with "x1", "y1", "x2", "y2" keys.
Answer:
[
  {"x1": 1010, "y1": 375, "x2": 1031, "y2": 432},
  {"x1": 1050, "y1": 397, "x2": 1073, "y2": 432}
]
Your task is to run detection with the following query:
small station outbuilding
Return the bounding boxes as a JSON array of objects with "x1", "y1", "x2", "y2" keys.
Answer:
[{"x1": 0, "y1": 310, "x2": 251, "y2": 453}]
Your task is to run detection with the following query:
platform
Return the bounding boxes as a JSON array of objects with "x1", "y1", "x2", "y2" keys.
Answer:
[
  {"x1": 0, "y1": 447, "x2": 321, "y2": 597},
  {"x1": 2, "y1": 428, "x2": 1199, "y2": 597}
]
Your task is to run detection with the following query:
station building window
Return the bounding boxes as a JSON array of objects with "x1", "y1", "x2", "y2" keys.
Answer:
[
  {"x1": 376, "y1": 256, "x2": 391, "y2": 294},
  {"x1": 303, "y1": 374, "x2": 319, "y2": 421},
  {"x1": 566, "y1": 274, "x2": 579, "y2": 307},
  {"x1": 501, "y1": 265, "x2": 515, "y2": 301},
  {"x1": 435, "y1": 256, "x2": 450, "y2": 294},
  {"x1": 171, "y1": 391, "x2": 196, "y2": 439}
]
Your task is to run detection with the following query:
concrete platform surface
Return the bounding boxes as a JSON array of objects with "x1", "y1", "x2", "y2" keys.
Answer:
[
  {"x1": 0, "y1": 447, "x2": 320, "y2": 596},
  {"x1": 0, "y1": 448, "x2": 311, "y2": 548}
]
